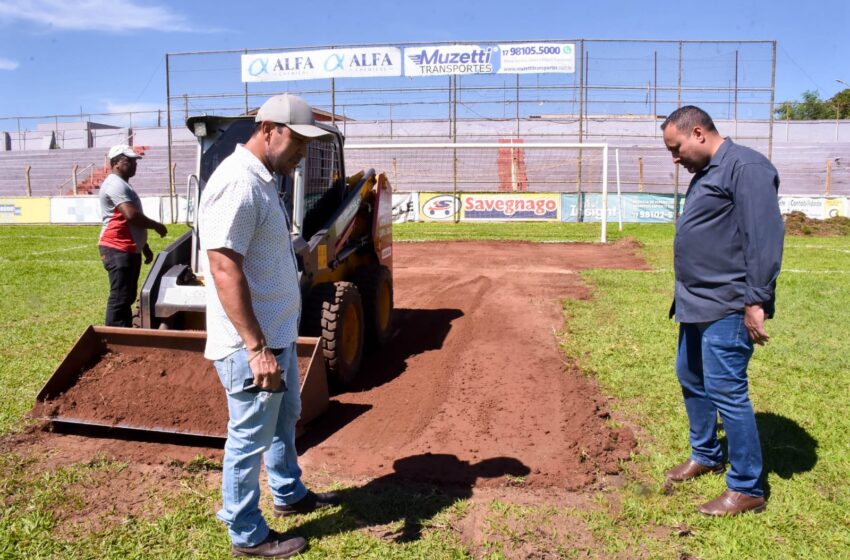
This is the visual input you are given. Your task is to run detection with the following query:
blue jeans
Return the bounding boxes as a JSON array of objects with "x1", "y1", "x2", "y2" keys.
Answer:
[
  {"x1": 676, "y1": 312, "x2": 763, "y2": 497},
  {"x1": 213, "y1": 342, "x2": 307, "y2": 547}
]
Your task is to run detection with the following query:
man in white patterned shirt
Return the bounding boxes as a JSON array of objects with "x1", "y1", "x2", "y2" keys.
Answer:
[{"x1": 199, "y1": 94, "x2": 339, "y2": 559}]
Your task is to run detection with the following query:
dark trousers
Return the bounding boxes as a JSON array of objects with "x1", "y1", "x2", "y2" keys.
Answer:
[{"x1": 99, "y1": 246, "x2": 142, "y2": 327}]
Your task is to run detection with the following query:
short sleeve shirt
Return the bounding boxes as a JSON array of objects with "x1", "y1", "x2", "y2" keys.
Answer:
[
  {"x1": 98, "y1": 174, "x2": 147, "y2": 253},
  {"x1": 198, "y1": 145, "x2": 301, "y2": 360}
]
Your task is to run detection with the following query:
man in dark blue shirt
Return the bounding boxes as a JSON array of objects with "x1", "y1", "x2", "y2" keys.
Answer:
[{"x1": 661, "y1": 106, "x2": 783, "y2": 516}]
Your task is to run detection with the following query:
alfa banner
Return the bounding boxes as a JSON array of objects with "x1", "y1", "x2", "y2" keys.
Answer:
[
  {"x1": 242, "y1": 47, "x2": 402, "y2": 82},
  {"x1": 243, "y1": 43, "x2": 575, "y2": 82}
]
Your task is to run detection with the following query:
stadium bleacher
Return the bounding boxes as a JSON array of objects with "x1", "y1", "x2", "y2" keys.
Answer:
[{"x1": 0, "y1": 120, "x2": 847, "y2": 197}]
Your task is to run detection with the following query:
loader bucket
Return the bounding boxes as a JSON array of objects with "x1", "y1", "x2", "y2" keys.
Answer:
[{"x1": 31, "y1": 326, "x2": 328, "y2": 441}]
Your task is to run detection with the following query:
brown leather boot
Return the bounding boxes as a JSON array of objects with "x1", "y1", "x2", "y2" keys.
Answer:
[
  {"x1": 273, "y1": 490, "x2": 341, "y2": 517},
  {"x1": 698, "y1": 489, "x2": 766, "y2": 516},
  {"x1": 665, "y1": 459, "x2": 725, "y2": 482},
  {"x1": 231, "y1": 529, "x2": 307, "y2": 558}
]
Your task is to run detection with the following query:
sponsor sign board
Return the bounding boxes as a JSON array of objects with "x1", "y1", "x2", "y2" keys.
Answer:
[
  {"x1": 0, "y1": 198, "x2": 50, "y2": 224},
  {"x1": 561, "y1": 193, "x2": 685, "y2": 223},
  {"x1": 242, "y1": 47, "x2": 401, "y2": 82},
  {"x1": 461, "y1": 193, "x2": 560, "y2": 221},
  {"x1": 420, "y1": 193, "x2": 461, "y2": 222},
  {"x1": 50, "y1": 196, "x2": 101, "y2": 223},
  {"x1": 497, "y1": 43, "x2": 575, "y2": 74},
  {"x1": 778, "y1": 197, "x2": 829, "y2": 219},
  {"x1": 779, "y1": 196, "x2": 850, "y2": 219},
  {"x1": 823, "y1": 197, "x2": 848, "y2": 218},
  {"x1": 392, "y1": 193, "x2": 418, "y2": 223},
  {"x1": 404, "y1": 45, "x2": 494, "y2": 77}
]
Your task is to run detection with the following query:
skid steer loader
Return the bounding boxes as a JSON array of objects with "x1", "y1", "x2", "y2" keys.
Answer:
[{"x1": 32, "y1": 114, "x2": 394, "y2": 440}]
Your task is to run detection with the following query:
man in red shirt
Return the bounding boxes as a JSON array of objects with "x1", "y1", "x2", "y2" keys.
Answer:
[{"x1": 97, "y1": 144, "x2": 167, "y2": 326}]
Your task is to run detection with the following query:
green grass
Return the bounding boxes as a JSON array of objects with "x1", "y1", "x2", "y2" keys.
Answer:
[{"x1": 1, "y1": 222, "x2": 848, "y2": 559}]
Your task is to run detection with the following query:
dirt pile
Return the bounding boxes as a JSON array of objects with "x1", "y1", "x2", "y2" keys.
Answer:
[
  {"x1": 33, "y1": 347, "x2": 227, "y2": 437},
  {"x1": 784, "y1": 211, "x2": 850, "y2": 236}
]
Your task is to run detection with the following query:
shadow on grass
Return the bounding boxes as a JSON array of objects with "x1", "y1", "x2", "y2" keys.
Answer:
[
  {"x1": 757, "y1": 411, "x2": 818, "y2": 496},
  {"x1": 298, "y1": 453, "x2": 530, "y2": 543}
]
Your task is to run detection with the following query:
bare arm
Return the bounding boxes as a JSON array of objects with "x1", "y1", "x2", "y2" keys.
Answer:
[
  {"x1": 116, "y1": 202, "x2": 167, "y2": 237},
  {"x1": 207, "y1": 248, "x2": 281, "y2": 390}
]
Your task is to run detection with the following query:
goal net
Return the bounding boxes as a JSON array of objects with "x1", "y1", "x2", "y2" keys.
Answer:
[{"x1": 345, "y1": 141, "x2": 611, "y2": 242}]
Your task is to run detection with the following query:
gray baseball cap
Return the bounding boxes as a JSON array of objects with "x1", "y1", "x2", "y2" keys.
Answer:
[{"x1": 254, "y1": 94, "x2": 330, "y2": 138}]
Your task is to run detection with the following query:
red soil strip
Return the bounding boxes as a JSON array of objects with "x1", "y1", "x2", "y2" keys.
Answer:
[{"x1": 26, "y1": 239, "x2": 648, "y2": 490}]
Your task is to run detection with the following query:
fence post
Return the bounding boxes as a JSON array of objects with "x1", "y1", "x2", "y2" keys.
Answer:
[
  {"x1": 825, "y1": 159, "x2": 832, "y2": 195},
  {"x1": 72, "y1": 164, "x2": 78, "y2": 196},
  {"x1": 638, "y1": 157, "x2": 644, "y2": 192},
  {"x1": 25, "y1": 166, "x2": 32, "y2": 196},
  {"x1": 170, "y1": 162, "x2": 178, "y2": 223}
]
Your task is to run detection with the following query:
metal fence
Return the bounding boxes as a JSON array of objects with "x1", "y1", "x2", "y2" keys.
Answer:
[
  {"x1": 0, "y1": 39, "x2": 783, "y2": 200},
  {"x1": 158, "y1": 38, "x2": 777, "y2": 200},
  {"x1": 163, "y1": 39, "x2": 776, "y2": 132}
]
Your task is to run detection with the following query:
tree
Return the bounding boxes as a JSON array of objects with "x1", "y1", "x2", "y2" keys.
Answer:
[{"x1": 775, "y1": 89, "x2": 850, "y2": 120}]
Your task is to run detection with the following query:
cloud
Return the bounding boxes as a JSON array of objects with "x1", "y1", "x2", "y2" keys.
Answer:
[
  {"x1": 0, "y1": 56, "x2": 18, "y2": 70},
  {"x1": 98, "y1": 100, "x2": 166, "y2": 127},
  {"x1": 0, "y1": 0, "x2": 200, "y2": 32}
]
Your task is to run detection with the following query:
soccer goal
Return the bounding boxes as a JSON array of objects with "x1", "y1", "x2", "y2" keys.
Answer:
[{"x1": 345, "y1": 141, "x2": 611, "y2": 242}]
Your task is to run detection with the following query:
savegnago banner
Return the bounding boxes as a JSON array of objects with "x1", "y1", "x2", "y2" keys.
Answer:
[
  {"x1": 419, "y1": 193, "x2": 560, "y2": 221},
  {"x1": 242, "y1": 47, "x2": 402, "y2": 82}
]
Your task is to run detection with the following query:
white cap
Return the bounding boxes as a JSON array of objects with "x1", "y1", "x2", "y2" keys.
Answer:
[
  {"x1": 107, "y1": 144, "x2": 141, "y2": 160},
  {"x1": 255, "y1": 94, "x2": 330, "y2": 138}
]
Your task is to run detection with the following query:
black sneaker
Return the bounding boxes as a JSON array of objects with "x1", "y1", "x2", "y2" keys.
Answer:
[
  {"x1": 273, "y1": 490, "x2": 341, "y2": 517},
  {"x1": 231, "y1": 529, "x2": 307, "y2": 558}
]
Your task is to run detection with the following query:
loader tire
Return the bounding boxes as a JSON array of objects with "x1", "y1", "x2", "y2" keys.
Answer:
[
  {"x1": 302, "y1": 282, "x2": 364, "y2": 389},
  {"x1": 352, "y1": 265, "x2": 393, "y2": 347}
]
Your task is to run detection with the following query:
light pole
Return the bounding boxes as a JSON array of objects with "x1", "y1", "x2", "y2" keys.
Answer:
[{"x1": 837, "y1": 79, "x2": 850, "y2": 89}]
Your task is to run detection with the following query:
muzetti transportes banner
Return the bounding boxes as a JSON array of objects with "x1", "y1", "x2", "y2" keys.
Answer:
[
  {"x1": 497, "y1": 43, "x2": 575, "y2": 74},
  {"x1": 242, "y1": 47, "x2": 402, "y2": 82},
  {"x1": 403, "y1": 44, "x2": 494, "y2": 76}
]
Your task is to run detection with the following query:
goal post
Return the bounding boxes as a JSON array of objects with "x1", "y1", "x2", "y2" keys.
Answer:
[{"x1": 345, "y1": 142, "x2": 610, "y2": 243}]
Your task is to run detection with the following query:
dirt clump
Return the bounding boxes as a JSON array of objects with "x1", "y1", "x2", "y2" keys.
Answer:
[{"x1": 784, "y1": 211, "x2": 850, "y2": 236}]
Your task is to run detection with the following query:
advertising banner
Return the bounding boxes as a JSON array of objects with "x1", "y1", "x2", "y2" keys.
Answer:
[
  {"x1": 0, "y1": 198, "x2": 51, "y2": 224},
  {"x1": 404, "y1": 45, "x2": 494, "y2": 77},
  {"x1": 561, "y1": 193, "x2": 685, "y2": 223},
  {"x1": 823, "y1": 197, "x2": 848, "y2": 218},
  {"x1": 419, "y1": 193, "x2": 462, "y2": 222},
  {"x1": 392, "y1": 193, "x2": 418, "y2": 223},
  {"x1": 778, "y1": 197, "x2": 828, "y2": 219},
  {"x1": 461, "y1": 193, "x2": 560, "y2": 221},
  {"x1": 778, "y1": 196, "x2": 849, "y2": 219},
  {"x1": 242, "y1": 47, "x2": 402, "y2": 82},
  {"x1": 50, "y1": 196, "x2": 101, "y2": 224},
  {"x1": 497, "y1": 43, "x2": 575, "y2": 74}
]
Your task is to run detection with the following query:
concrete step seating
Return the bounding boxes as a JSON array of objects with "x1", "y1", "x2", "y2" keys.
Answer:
[
  {"x1": 0, "y1": 143, "x2": 197, "y2": 197},
  {"x1": 1, "y1": 140, "x2": 847, "y2": 198}
]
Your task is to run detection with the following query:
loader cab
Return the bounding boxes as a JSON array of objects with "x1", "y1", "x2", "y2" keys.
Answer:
[
  {"x1": 187, "y1": 115, "x2": 345, "y2": 270},
  {"x1": 137, "y1": 115, "x2": 347, "y2": 330}
]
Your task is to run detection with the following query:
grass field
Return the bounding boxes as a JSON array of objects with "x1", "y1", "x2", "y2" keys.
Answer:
[{"x1": 0, "y1": 222, "x2": 848, "y2": 559}]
